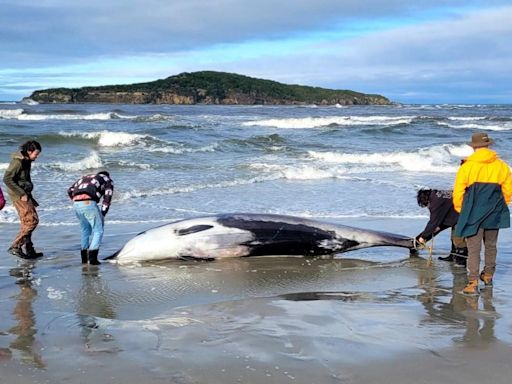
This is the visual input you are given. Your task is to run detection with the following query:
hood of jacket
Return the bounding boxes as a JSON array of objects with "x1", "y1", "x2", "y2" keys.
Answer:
[
  {"x1": 466, "y1": 148, "x2": 497, "y2": 164},
  {"x1": 11, "y1": 151, "x2": 26, "y2": 161}
]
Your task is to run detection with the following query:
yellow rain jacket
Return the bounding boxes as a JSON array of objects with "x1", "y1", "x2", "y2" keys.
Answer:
[{"x1": 453, "y1": 148, "x2": 512, "y2": 237}]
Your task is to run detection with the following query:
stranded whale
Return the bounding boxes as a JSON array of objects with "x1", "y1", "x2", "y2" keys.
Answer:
[{"x1": 108, "y1": 213, "x2": 415, "y2": 264}]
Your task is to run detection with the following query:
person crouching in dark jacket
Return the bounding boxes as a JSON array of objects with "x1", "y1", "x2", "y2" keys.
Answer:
[
  {"x1": 416, "y1": 188, "x2": 467, "y2": 266},
  {"x1": 68, "y1": 171, "x2": 114, "y2": 265},
  {"x1": 3, "y1": 140, "x2": 43, "y2": 259}
]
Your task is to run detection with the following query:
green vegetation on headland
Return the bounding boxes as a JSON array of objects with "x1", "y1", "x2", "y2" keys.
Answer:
[{"x1": 27, "y1": 71, "x2": 391, "y2": 105}]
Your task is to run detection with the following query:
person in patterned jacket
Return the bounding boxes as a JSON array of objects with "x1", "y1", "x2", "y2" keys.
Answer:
[{"x1": 67, "y1": 171, "x2": 114, "y2": 265}]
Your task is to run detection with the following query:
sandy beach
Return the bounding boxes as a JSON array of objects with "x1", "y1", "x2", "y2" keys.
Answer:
[{"x1": 1, "y1": 216, "x2": 512, "y2": 384}]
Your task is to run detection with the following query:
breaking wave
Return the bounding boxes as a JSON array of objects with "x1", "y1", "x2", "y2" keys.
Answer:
[
  {"x1": 437, "y1": 121, "x2": 512, "y2": 131},
  {"x1": 242, "y1": 115, "x2": 415, "y2": 129},
  {"x1": 57, "y1": 130, "x2": 218, "y2": 154},
  {"x1": 45, "y1": 151, "x2": 104, "y2": 172},
  {"x1": 21, "y1": 112, "x2": 134, "y2": 121},
  {"x1": 0, "y1": 108, "x2": 24, "y2": 119},
  {"x1": 59, "y1": 130, "x2": 150, "y2": 147},
  {"x1": 307, "y1": 144, "x2": 473, "y2": 173},
  {"x1": 0, "y1": 109, "x2": 175, "y2": 121}
]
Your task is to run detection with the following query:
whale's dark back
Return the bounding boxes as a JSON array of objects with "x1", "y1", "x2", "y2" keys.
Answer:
[{"x1": 217, "y1": 214, "x2": 386, "y2": 256}]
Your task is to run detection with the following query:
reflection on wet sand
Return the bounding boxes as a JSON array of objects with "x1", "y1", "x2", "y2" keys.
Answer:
[
  {"x1": 76, "y1": 267, "x2": 117, "y2": 352},
  {"x1": 460, "y1": 287, "x2": 497, "y2": 347},
  {"x1": 277, "y1": 257, "x2": 499, "y2": 349},
  {"x1": 7, "y1": 262, "x2": 45, "y2": 368},
  {"x1": 414, "y1": 260, "x2": 498, "y2": 346}
]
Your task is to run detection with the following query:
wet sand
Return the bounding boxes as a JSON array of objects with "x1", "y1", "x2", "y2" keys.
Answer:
[{"x1": 1, "y1": 217, "x2": 512, "y2": 384}]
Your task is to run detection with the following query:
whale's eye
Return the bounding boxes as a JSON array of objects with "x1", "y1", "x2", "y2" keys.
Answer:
[{"x1": 175, "y1": 225, "x2": 214, "y2": 236}]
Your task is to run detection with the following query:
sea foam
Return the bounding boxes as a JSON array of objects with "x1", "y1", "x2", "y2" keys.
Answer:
[{"x1": 116, "y1": 175, "x2": 280, "y2": 201}]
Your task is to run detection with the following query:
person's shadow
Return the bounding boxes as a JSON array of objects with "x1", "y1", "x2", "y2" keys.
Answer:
[{"x1": 7, "y1": 261, "x2": 45, "y2": 368}]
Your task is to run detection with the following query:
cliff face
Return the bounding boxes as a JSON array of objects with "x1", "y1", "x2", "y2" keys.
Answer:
[
  {"x1": 30, "y1": 91, "x2": 196, "y2": 104},
  {"x1": 28, "y1": 71, "x2": 391, "y2": 105}
]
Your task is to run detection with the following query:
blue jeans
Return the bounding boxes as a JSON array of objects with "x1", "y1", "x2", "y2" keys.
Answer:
[{"x1": 73, "y1": 201, "x2": 104, "y2": 250}]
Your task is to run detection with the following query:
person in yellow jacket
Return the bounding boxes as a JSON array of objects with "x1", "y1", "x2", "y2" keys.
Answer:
[{"x1": 453, "y1": 132, "x2": 512, "y2": 294}]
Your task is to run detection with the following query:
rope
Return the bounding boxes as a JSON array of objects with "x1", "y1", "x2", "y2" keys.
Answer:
[{"x1": 427, "y1": 235, "x2": 434, "y2": 266}]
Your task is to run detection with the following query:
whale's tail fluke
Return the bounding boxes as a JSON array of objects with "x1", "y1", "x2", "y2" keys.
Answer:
[{"x1": 104, "y1": 249, "x2": 121, "y2": 260}]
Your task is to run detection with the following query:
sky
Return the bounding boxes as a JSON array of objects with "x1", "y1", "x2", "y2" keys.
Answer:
[{"x1": 1, "y1": 0, "x2": 511, "y2": 103}]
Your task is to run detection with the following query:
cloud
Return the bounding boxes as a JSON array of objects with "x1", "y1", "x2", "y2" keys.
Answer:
[
  {"x1": 202, "y1": 5, "x2": 512, "y2": 103},
  {"x1": 1, "y1": 0, "x2": 505, "y2": 67},
  {"x1": 1, "y1": 1, "x2": 511, "y2": 102}
]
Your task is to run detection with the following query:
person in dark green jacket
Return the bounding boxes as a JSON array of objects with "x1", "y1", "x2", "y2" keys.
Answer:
[{"x1": 3, "y1": 140, "x2": 43, "y2": 259}]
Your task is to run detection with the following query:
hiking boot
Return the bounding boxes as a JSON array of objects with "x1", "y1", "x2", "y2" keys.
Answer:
[
  {"x1": 479, "y1": 271, "x2": 493, "y2": 286},
  {"x1": 438, "y1": 254, "x2": 454, "y2": 262},
  {"x1": 463, "y1": 280, "x2": 479, "y2": 295},
  {"x1": 88, "y1": 249, "x2": 101, "y2": 265},
  {"x1": 81, "y1": 249, "x2": 88, "y2": 264},
  {"x1": 8, "y1": 246, "x2": 29, "y2": 259}
]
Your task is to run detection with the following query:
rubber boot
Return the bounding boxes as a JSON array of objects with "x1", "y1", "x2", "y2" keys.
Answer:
[
  {"x1": 88, "y1": 249, "x2": 101, "y2": 265},
  {"x1": 439, "y1": 242, "x2": 456, "y2": 262},
  {"x1": 8, "y1": 246, "x2": 29, "y2": 259},
  {"x1": 454, "y1": 247, "x2": 468, "y2": 267},
  {"x1": 81, "y1": 249, "x2": 88, "y2": 264},
  {"x1": 25, "y1": 244, "x2": 43, "y2": 259}
]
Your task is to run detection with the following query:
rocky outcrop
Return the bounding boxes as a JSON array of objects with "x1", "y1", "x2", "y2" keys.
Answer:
[{"x1": 28, "y1": 71, "x2": 391, "y2": 105}]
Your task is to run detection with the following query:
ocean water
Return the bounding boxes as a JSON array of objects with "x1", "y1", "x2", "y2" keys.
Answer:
[
  {"x1": 1, "y1": 102, "x2": 512, "y2": 383},
  {"x1": 1, "y1": 103, "x2": 511, "y2": 228}
]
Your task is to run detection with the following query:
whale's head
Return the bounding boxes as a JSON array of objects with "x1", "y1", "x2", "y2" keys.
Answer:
[{"x1": 108, "y1": 217, "x2": 252, "y2": 264}]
